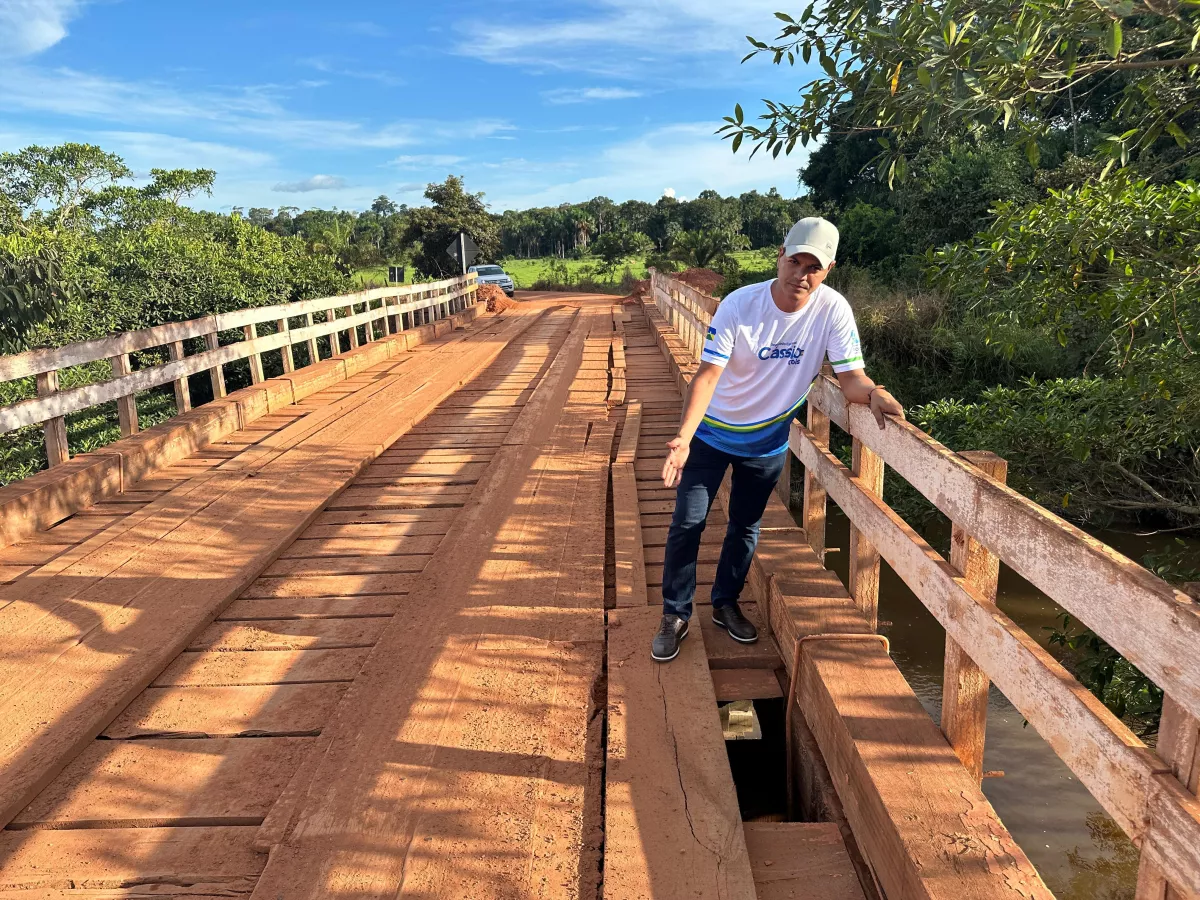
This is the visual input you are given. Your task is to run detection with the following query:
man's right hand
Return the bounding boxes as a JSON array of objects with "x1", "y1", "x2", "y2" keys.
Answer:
[{"x1": 662, "y1": 436, "x2": 690, "y2": 488}]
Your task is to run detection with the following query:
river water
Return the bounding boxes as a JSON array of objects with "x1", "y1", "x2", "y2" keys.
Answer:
[{"x1": 820, "y1": 507, "x2": 1197, "y2": 900}]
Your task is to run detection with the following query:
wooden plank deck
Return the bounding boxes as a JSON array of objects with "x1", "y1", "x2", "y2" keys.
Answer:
[{"x1": 0, "y1": 293, "x2": 1034, "y2": 900}]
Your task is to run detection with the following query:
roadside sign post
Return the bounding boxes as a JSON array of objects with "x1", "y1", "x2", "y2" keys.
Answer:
[{"x1": 446, "y1": 232, "x2": 479, "y2": 275}]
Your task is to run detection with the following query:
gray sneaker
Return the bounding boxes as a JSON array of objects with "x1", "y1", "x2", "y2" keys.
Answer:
[{"x1": 651, "y1": 615, "x2": 689, "y2": 662}]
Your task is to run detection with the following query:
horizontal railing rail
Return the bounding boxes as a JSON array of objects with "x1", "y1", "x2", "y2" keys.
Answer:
[
  {"x1": 1, "y1": 274, "x2": 478, "y2": 467},
  {"x1": 646, "y1": 268, "x2": 1200, "y2": 900}
]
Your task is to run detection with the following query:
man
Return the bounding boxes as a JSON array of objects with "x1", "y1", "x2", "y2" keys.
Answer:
[{"x1": 651, "y1": 216, "x2": 904, "y2": 662}]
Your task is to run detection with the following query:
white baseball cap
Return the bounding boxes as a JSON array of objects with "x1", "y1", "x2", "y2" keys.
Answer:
[{"x1": 783, "y1": 217, "x2": 839, "y2": 269}]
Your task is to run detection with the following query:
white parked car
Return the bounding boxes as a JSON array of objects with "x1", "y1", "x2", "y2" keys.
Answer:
[{"x1": 468, "y1": 264, "x2": 515, "y2": 297}]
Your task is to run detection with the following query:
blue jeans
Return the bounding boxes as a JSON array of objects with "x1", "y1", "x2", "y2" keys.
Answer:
[{"x1": 661, "y1": 436, "x2": 787, "y2": 620}]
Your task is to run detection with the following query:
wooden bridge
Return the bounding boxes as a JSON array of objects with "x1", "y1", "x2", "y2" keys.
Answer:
[{"x1": 0, "y1": 271, "x2": 1195, "y2": 899}]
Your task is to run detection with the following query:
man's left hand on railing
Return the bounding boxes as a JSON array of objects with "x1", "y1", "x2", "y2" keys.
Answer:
[{"x1": 836, "y1": 369, "x2": 905, "y2": 430}]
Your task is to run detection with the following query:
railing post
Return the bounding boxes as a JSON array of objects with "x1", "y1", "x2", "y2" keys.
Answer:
[
  {"x1": 802, "y1": 370, "x2": 832, "y2": 562},
  {"x1": 168, "y1": 341, "x2": 191, "y2": 412},
  {"x1": 849, "y1": 438, "x2": 885, "y2": 629},
  {"x1": 276, "y1": 319, "x2": 294, "y2": 373},
  {"x1": 1136, "y1": 695, "x2": 1200, "y2": 899},
  {"x1": 205, "y1": 332, "x2": 227, "y2": 398},
  {"x1": 328, "y1": 308, "x2": 341, "y2": 354},
  {"x1": 941, "y1": 450, "x2": 1007, "y2": 784},
  {"x1": 110, "y1": 353, "x2": 139, "y2": 435},
  {"x1": 347, "y1": 305, "x2": 360, "y2": 349},
  {"x1": 36, "y1": 371, "x2": 70, "y2": 467},
  {"x1": 242, "y1": 325, "x2": 264, "y2": 383},
  {"x1": 774, "y1": 449, "x2": 793, "y2": 510},
  {"x1": 304, "y1": 313, "x2": 319, "y2": 364}
]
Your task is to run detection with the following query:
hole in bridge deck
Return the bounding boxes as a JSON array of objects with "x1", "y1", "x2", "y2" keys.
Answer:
[{"x1": 724, "y1": 697, "x2": 789, "y2": 822}]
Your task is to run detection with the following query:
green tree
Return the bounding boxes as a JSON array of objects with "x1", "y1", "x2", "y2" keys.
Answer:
[
  {"x1": 0, "y1": 143, "x2": 132, "y2": 226},
  {"x1": 721, "y1": 0, "x2": 1200, "y2": 178},
  {"x1": 668, "y1": 229, "x2": 751, "y2": 270},
  {"x1": 592, "y1": 229, "x2": 653, "y2": 270},
  {"x1": 402, "y1": 176, "x2": 500, "y2": 278},
  {"x1": 0, "y1": 221, "x2": 80, "y2": 353},
  {"x1": 933, "y1": 177, "x2": 1200, "y2": 405}
]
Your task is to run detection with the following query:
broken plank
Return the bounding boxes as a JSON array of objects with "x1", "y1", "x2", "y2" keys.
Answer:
[
  {"x1": 613, "y1": 462, "x2": 647, "y2": 608},
  {"x1": 604, "y1": 606, "x2": 755, "y2": 900},
  {"x1": 711, "y1": 668, "x2": 784, "y2": 702}
]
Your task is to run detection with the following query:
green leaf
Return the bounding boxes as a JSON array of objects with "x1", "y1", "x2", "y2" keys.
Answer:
[
  {"x1": 1025, "y1": 138, "x2": 1040, "y2": 166},
  {"x1": 1104, "y1": 19, "x2": 1123, "y2": 59},
  {"x1": 735, "y1": 103, "x2": 744, "y2": 124},
  {"x1": 732, "y1": 133, "x2": 743, "y2": 153},
  {"x1": 1166, "y1": 122, "x2": 1190, "y2": 147},
  {"x1": 775, "y1": 11, "x2": 795, "y2": 22}
]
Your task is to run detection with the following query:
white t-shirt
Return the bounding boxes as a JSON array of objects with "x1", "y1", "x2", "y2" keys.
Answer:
[{"x1": 696, "y1": 279, "x2": 864, "y2": 457}]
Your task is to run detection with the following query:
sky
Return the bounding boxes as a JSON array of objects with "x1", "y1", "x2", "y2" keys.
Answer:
[{"x1": 0, "y1": 0, "x2": 819, "y2": 213}]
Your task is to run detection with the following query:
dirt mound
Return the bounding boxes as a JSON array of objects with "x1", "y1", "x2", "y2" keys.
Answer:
[
  {"x1": 620, "y1": 279, "x2": 650, "y2": 306},
  {"x1": 621, "y1": 268, "x2": 724, "y2": 306},
  {"x1": 675, "y1": 268, "x2": 725, "y2": 295},
  {"x1": 477, "y1": 283, "x2": 517, "y2": 312}
]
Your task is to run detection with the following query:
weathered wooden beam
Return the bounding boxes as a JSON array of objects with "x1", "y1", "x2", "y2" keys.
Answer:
[
  {"x1": 941, "y1": 450, "x2": 1007, "y2": 784},
  {"x1": 109, "y1": 353, "x2": 138, "y2": 436},
  {"x1": 1137, "y1": 696, "x2": 1200, "y2": 899},
  {"x1": 797, "y1": 637, "x2": 1052, "y2": 900},
  {"x1": 848, "y1": 439, "x2": 883, "y2": 630},
  {"x1": 605, "y1": 608, "x2": 756, "y2": 899},
  {"x1": 0, "y1": 274, "x2": 471, "y2": 384},
  {"x1": 204, "y1": 332, "x2": 226, "y2": 399},
  {"x1": 35, "y1": 372, "x2": 69, "y2": 468},
  {"x1": 808, "y1": 375, "x2": 1200, "y2": 729},
  {"x1": 242, "y1": 325, "x2": 264, "y2": 384},
  {"x1": 794, "y1": 425, "x2": 1198, "y2": 855},
  {"x1": 802, "y1": 405, "x2": 830, "y2": 564},
  {"x1": 167, "y1": 340, "x2": 191, "y2": 413},
  {"x1": 276, "y1": 319, "x2": 294, "y2": 373}
]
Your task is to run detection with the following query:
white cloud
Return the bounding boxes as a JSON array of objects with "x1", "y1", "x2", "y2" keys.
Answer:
[
  {"x1": 458, "y1": 0, "x2": 790, "y2": 77},
  {"x1": 542, "y1": 87, "x2": 644, "y2": 105},
  {"x1": 0, "y1": 64, "x2": 514, "y2": 152},
  {"x1": 0, "y1": 0, "x2": 86, "y2": 59},
  {"x1": 482, "y1": 122, "x2": 806, "y2": 210},
  {"x1": 389, "y1": 154, "x2": 467, "y2": 168},
  {"x1": 273, "y1": 174, "x2": 348, "y2": 193},
  {"x1": 662, "y1": 187, "x2": 676, "y2": 198},
  {"x1": 299, "y1": 57, "x2": 405, "y2": 87},
  {"x1": 97, "y1": 131, "x2": 275, "y2": 171}
]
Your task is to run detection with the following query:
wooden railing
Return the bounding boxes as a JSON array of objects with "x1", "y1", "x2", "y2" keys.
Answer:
[
  {"x1": 0, "y1": 274, "x2": 478, "y2": 468},
  {"x1": 647, "y1": 269, "x2": 1200, "y2": 900}
]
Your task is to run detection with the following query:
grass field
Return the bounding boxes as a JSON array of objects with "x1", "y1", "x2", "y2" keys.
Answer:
[
  {"x1": 501, "y1": 249, "x2": 775, "y2": 289},
  {"x1": 352, "y1": 249, "x2": 778, "y2": 292},
  {"x1": 352, "y1": 265, "x2": 395, "y2": 288}
]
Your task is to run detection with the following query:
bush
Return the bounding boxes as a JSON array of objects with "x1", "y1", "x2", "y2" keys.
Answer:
[{"x1": 914, "y1": 377, "x2": 1200, "y2": 526}]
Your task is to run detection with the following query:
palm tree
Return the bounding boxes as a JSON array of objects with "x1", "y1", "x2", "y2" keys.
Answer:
[{"x1": 668, "y1": 229, "x2": 750, "y2": 270}]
